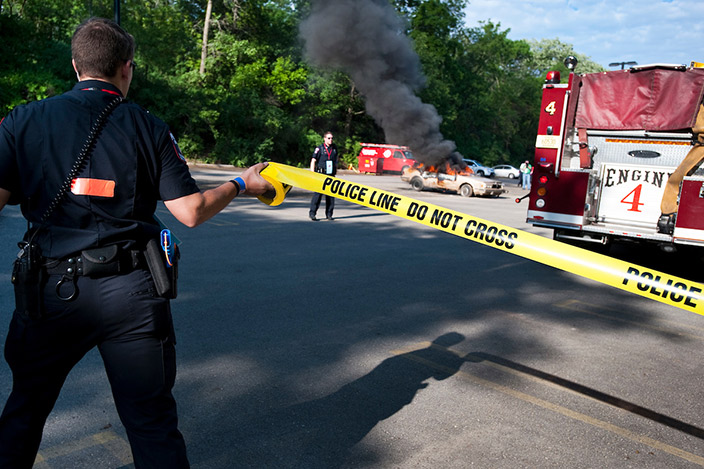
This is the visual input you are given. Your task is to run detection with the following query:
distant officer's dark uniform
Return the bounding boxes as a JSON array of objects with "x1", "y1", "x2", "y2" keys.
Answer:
[
  {"x1": 309, "y1": 142, "x2": 338, "y2": 220},
  {"x1": 0, "y1": 80, "x2": 198, "y2": 468}
]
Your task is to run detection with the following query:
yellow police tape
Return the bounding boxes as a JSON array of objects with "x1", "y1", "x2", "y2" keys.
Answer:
[
  {"x1": 257, "y1": 172, "x2": 292, "y2": 207},
  {"x1": 260, "y1": 162, "x2": 704, "y2": 316}
]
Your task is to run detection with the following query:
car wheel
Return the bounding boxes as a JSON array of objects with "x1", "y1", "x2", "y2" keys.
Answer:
[
  {"x1": 476, "y1": 170, "x2": 484, "y2": 176},
  {"x1": 410, "y1": 177, "x2": 424, "y2": 191},
  {"x1": 509, "y1": 173, "x2": 517, "y2": 179},
  {"x1": 459, "y1": 184, "x2": 473, "y2": 197}
]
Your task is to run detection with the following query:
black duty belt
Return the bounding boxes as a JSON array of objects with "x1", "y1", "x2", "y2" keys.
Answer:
[
  {"x1": 44, "y1": 249, "x2": 145, "y2": 278},
  {"x1": 43, "y1": 247, "x2": 148, "y2": 302}
]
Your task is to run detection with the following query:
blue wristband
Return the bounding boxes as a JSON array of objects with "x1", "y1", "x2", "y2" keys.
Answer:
[{"x1": 232, "y1": 176, "x2": 246, "y2": 195}]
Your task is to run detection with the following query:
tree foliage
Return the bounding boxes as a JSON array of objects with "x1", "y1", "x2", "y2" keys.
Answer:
[
  {"x1": 1, "y1": 0, "x2": 602, "y2": 168},
  {"x1": 528, "y1": 38, "x2": 605, "y2": 76}
]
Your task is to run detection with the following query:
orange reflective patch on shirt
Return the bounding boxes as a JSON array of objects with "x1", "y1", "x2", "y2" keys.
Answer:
[{"x1": 71, "y1": 178, "x2": 116, "y2": 198}]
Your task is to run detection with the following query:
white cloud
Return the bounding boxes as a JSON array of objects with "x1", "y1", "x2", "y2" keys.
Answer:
[{"x1": 463, "y1": 0, "x2": 704, "y2": 68}]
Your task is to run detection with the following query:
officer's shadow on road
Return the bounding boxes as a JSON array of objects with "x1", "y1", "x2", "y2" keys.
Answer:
[{"x1": 236, "y1": 332, "x2": 466, "y2": 468}]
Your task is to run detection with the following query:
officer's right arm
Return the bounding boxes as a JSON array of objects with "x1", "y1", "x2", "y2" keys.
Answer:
[
  {"x1": 164, "y1": 162, "x2": 273, "y2": 228},
  {"x1": 0, "y1": 188, "x2": 9, "y2": 212}
]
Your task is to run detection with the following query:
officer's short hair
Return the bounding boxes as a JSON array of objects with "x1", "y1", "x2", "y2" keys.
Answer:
[{"x1": 72, "y1": 17, "x2": 135, "y2": 79}]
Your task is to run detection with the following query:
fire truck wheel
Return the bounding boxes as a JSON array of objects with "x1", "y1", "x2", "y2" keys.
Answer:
[
  {"x1": 410, "y1": 177, "x2": 424, "y2": 191},
  {"x1": 459, "y1": 184, "x2": 474, "y2": 197}
]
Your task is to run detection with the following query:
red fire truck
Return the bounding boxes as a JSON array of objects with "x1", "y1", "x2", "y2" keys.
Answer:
[
  {"x1": 525, "y1": 56, "x2": 704, "y2": 252},
  {"x1": 357, "y1": 143, "x2": 417, "y2": 174}
]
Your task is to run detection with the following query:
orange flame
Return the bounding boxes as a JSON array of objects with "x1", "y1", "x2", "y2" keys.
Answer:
[{"x1": 413, "y1": 161, "x2": 473, "y2": 176}]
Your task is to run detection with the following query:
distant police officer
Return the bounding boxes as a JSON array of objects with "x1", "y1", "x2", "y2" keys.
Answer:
[
  {"x1": 309, "y1": 131, "x2": 339, "y2": 220},
  {"x1": 0, "y1": 18, "x2": 272, "y2": 468}
]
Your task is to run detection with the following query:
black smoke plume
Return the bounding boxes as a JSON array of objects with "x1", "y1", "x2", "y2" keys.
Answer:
[{"x1": 300, "y1": 0, "x2": 463, "y2": 168}]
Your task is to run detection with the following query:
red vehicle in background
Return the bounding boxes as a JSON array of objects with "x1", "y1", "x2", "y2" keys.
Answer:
[
  {"x1": 525, "y1": 56, "x2": 704, "y2": 253},
  {"x1": 357, "y1": 143, "x2": 417, "y2": 174}
]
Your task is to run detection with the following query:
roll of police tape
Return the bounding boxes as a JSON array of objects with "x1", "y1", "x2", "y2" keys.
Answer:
[
  {"x1": 259, "y1": 162, "x2": 704, "y2": 316},
  {"x1": 257, "y1": 172, "x2": 292, "y2": 206}
]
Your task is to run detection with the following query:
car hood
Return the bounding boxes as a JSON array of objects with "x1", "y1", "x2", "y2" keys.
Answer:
[{"x1": 459, "y1": 174, "x2": 497, "y2": 184}]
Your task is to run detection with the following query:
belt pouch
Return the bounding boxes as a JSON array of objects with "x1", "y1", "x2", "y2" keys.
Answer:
[
  {"x1": 11, "y1": 241, "x2": 46, "y2": 319},
  {"x1": 81, "y1": 245, "x2": 120, "y2": 277},
  {"x1": 144, "y1": 238, "x2": 178, "y2": 299}
]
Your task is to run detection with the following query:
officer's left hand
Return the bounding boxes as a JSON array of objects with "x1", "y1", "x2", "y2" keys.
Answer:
[{"x1": 240, "y1": 162, "x2": 274, "y2": 196}]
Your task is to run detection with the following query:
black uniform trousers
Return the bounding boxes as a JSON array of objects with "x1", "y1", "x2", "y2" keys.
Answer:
[
  {"x1": 0, "y1": 268, "x2": 189, "y2": 469},
  {"x1": 309, "y1": 192, "x2": 335, "y2": 219}
]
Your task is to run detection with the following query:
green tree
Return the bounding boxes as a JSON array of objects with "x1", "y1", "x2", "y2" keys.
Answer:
[
  {"x1": 402, "y1": 0, "x2": 467, "y2": 136},
  {"x1": 0, "y1": 14, "x2": 74, "y2": 114},
  {"x1": 387, "y1": 3, "x2": 541, "y2": 167},
  {"x1": 0, "y1": 0, "x2": 606, "y2": 168},
  {"x1": 528, "y1": 38, "x2": 606, "y2": 75},
  {"x1": 454, "y1": 21, "x2": 541, "y2": 166},
  {"x1": 179, "y1": 0, "x2": 312, "y2": 165}
]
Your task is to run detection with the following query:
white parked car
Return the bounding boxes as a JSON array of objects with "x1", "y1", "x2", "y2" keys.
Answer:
[
  {"x1": 492, "y1": 164, "x2": 520, "y2": 179},
  {"x1": 462, "y1": 159, "x2": 494, "y2": 177}
]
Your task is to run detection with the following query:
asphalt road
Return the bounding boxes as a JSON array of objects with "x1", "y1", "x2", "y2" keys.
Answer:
[{"x1": 1, "y1": 167, "x2": 704, "y2": 468}]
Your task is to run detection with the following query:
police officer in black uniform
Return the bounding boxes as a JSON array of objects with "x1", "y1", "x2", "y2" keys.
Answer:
[
  {"x1": 0, "y1": 18, "x2": 272, "y2": 468},
  {"x1": 309, "y1": 131, "x2": 339, "y2": 220}
]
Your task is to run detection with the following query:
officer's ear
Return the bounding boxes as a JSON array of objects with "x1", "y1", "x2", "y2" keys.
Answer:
[
  {"x1": 114, "y1": 60, "x2": 134, "y2": 97},
  {"x1": 72, "y1": 59, "x2": 81, "y2": 81},
  {"x1": 120, "y1": 60, "x2": 133, "y2": 80}
]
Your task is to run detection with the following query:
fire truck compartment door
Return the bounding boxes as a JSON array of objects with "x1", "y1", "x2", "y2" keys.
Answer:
[
  {"x1": 597, "y1": 163, "x2": 676, "y2": 228},
  {"x1": 673, "y1": 178, "x2": 704, "y2": 241}
]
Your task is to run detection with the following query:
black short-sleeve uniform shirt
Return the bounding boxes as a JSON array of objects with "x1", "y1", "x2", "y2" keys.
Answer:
[{"x1": 0, "y1": 80, "x2": 200, "y2": 258}]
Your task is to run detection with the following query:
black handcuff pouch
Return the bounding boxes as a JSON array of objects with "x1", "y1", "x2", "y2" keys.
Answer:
[
  {"x1": 11, "y1": 240, "x2": 46, "y2": 320},
  {"x1": 81, "y1": 245, "x2": 120, "y2": 277}
]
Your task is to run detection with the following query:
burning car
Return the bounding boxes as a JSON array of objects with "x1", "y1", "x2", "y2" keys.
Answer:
[{"x1": 401, "y1": 164, "x2": 506, "y2": 197}]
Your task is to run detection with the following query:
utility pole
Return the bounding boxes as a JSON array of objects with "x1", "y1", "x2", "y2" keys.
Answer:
[
  {"x1": 609, "y1": 61, "x2": 638, "y2": 70},
  {"x1": 114, "y1": 0, "x2": 121, "y2": 25}
]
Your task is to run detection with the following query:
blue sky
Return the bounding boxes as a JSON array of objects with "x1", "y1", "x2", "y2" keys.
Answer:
[{"x1": 463, "y1": 0, "x2": 704, "y2": 68}]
